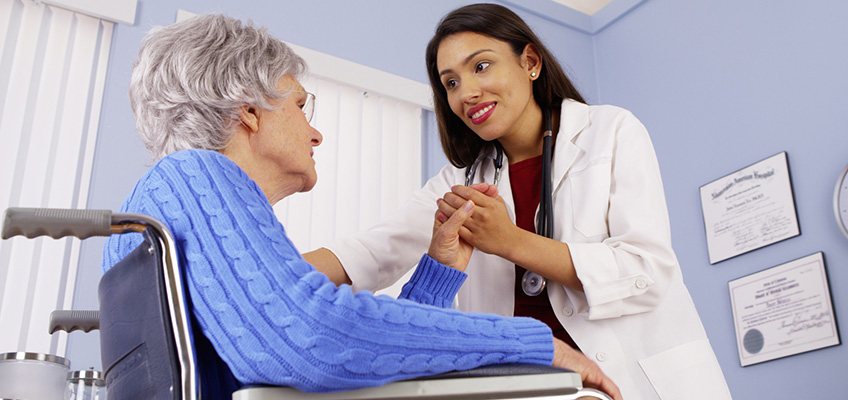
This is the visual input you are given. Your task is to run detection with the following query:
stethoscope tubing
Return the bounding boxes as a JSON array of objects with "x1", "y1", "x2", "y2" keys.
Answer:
[
  {"x1": 524, "y1": 107, "x2": 553, "y2": 296},
  {"x1": 464, "y1": 142, "x2": 504, "y2": 187}
]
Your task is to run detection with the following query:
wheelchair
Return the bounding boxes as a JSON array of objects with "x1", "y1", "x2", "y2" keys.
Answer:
[{"x1": 3, "y1": 207, "x2": 612, "y2": 400}]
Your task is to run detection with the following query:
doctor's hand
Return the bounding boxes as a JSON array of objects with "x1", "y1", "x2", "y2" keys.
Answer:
[
  {"x1": 428, "y1": 199, "x2": 475, "y2": 272},
  {"x1": 553, "y1": 338, "x2": 623, "y2": 400},
  {"x1": 437, "y1": 184, "x2": 522, "y2": 258}
]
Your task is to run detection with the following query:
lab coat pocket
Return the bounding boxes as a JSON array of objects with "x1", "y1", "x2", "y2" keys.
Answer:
[
  {"x1": 638, "y1": 339, "x2": 731, "y2": 400},
  {"x1": 569, "y1": 164, "x2": 611, "y2": 238}
]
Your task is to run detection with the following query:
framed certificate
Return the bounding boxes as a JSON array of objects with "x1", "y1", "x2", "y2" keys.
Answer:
[
  {"x1": 728, "y1": 252, "x2": 840, "y2": 366},
  {"x1": 699, "y1": 152, "x2": 800, "y2": 264}
]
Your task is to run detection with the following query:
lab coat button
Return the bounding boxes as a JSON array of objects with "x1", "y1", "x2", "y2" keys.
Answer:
[
  {"x1": 563, "y1": 307, "x2": 574, "y2": 317},
  {"x1": 635, "y1": 278, "x2": 648, "y2": 289},
  {"x1": 595, "y1": 352, "x2": 607, "y2": 362}
]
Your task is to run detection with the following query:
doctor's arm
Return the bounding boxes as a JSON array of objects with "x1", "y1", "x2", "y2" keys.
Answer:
[
  {"x1": 563, "y1": 116, "x2": 678, "y2": 319},
  {"x1": 304, "y1": 167, "x2": 459, "y2": 290},
  {"x1": 303, "y1": 248, "x2": 351, "y2": 286},
  {"x1": 305, "y1": 190, "x2": 476, "y2": 287}
]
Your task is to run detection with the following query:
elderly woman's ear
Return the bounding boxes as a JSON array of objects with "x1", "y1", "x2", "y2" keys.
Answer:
[{"x1": 239, "y1": 106, "x2": 260, "y2": 133}]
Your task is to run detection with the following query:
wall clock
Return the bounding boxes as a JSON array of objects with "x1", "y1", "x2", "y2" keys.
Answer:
[{"x1": 836, "y1": 164, "x2": 848, "y2": 240}]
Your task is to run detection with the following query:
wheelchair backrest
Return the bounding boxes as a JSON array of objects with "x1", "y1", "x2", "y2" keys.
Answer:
[{"x1": 99, "y1": 230, "x2": 182, "y2": 399}]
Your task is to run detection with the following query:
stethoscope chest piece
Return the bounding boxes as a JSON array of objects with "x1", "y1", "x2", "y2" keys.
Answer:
[{"x1": 521, "y1": 270, "x2": 546, "y2": 296}]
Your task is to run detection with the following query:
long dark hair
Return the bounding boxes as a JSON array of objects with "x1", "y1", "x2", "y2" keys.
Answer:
[{"x1": 425, "y1": 3, "x2": 586, "y2": 168}]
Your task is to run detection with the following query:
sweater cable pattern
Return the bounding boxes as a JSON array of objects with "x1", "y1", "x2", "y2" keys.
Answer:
[{"x1": 102, "y1": 149, "x2": 552, "y2": 393}]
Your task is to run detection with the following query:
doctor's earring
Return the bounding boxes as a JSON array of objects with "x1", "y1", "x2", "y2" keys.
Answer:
[{"x1": 530, "y1": 72, "x2": 537, "y2": 78}]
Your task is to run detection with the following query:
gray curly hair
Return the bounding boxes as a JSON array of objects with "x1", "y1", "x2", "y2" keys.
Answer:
[{"x1": 129, "y1": 14, "x2": 307, "y2": 161}]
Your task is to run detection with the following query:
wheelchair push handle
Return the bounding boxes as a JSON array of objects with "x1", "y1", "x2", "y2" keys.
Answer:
[
  {"x1": 2, "y1": 207, "x2": 112, "y2": 240},
  {"x1": 49, "y1": 310, "x2": 100, "y2": 334}
]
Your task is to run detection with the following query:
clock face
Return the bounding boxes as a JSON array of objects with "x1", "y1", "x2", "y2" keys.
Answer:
[{"x1": 837, "y1": 165, "x2": 848, "y2": 240}]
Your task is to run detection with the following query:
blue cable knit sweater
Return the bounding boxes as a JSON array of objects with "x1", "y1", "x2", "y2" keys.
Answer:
[{"x1": 102, "y1": 149, "x2": 553, "y2": 397}]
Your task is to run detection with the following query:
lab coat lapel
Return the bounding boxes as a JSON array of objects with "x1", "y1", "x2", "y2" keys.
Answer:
[{"x1": 552, "y1": 100, "x2": 589, "y2": 193}]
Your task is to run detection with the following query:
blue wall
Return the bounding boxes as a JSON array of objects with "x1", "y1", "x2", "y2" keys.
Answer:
[
  {"x1": 69, "y1": 0, "x2": 847, "y2": 398},
  {"x1": 593, "y1": 0, "x2": 848, "y2": 398}
]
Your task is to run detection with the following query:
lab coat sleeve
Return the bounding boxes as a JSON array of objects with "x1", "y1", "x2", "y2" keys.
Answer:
[
  {"x1": 326, "y1": 165, "x2": 459, "y2": 292},
  {"x1": 568, "y1": 109, "x2": 679, "y2": 320}
]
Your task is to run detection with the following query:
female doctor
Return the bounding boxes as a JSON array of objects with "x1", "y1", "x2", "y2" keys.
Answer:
[{"x1": 305, "y1": 4, "x2": 731, "y2": 399}]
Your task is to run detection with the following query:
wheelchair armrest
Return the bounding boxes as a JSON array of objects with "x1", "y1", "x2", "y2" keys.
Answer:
[
  {"x1": 49, "y1": 310, "x2": 100, "y2": 334},
  {"x1": 412, "y1": 362, "x2": 572, "y2": 380},
  {"x1": 233, "y1": 363, "x2": 583, "y2": 400}
]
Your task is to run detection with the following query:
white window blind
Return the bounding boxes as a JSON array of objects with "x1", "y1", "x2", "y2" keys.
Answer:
[
  {"x1": 0, "y1": 0, "x2": 113, "y2": 356},
  {"x1": 273, "y1": 77, "x2": 423, "y2": 255},
  {"x1": 250, "y1": 34, "x2": 433, "y2": 268}
]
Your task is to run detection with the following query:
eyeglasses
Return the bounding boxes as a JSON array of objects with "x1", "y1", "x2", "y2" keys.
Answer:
[{"x1": 300, "y1": 92, "x2": 316, "y2": 123}]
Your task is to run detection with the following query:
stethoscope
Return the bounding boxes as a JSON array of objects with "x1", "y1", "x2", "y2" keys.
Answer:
[{"x1": 464, "y1": 107, "x2": 554, "y2": 296}]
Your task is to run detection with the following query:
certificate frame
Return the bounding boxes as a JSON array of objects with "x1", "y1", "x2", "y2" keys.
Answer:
[
  {"x1": 728, "y1": 252, "x2": 840, "y2": 366},
  {"x1": 699, "y1": 152, "x2": 800, "y2": 264}
]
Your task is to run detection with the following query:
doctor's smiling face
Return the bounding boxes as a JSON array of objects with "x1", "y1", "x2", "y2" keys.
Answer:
[{"x1": 436, "y1": 32, "x2": 541, "y2": 143}]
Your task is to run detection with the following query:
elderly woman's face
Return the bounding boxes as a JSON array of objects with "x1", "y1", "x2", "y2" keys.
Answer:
[{"x1": 253, "y1": 76, "x2": 323, "y2": 197}]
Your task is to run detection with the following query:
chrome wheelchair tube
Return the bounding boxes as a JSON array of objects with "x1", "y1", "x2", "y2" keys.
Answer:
[{"x1": 112, "y1": 212, "x2": 199, "y2": 400}]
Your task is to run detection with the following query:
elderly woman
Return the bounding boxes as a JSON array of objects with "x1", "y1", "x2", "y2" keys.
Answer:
[{"x1": 102, "y1": 14, "x2": 620, "y2": 400}]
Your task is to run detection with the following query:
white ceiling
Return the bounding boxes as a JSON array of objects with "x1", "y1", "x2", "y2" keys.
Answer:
[
  {"x1": 552, "y1": 0, "x2": 615, "y2": 16},
  {"x1": 501, "y1": 0, "x2": 645, "y2": 34}
]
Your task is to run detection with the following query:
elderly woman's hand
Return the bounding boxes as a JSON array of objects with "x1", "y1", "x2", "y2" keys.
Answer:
[
  {"x1": 437, "y1": 183, "x2": 522, "y2": 259},
  {"x1": 427, "y1": 199, "x2": 475, "y2": 272}
]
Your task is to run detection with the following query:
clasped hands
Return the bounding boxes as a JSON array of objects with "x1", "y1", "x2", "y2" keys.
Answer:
[
  {"x1": 426, "y1": 183, "x2": 503, "y2": 271},
  {"x1": 425, "y1": 183, "x2": 623, "y2": 400}
]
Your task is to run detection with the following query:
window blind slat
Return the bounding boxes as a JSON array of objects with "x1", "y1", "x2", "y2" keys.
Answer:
[
  {"x1": 0, "y1": 1, "x2": 44, "y2": 208},
  {"x1": 333, "y1": 86, "x2": 363, "y2": 239},
  {"x1": 358, "y1": 92, "x2": 381, "y2": 229},
  {"x1": 396, "y1": 102, "x2": 421, "y2": 204},
  {"x1": 75, "y1": 19, "x2": 113, "y2": 210},
  {"x1": 307, "y1": 78, "x2": 340, "y2": 248},
  {"x1": 0, "y1": 0, "x2": 16, "y2": 69},
  {"x1": 20, "y1": 7, "x2": 72, "y2": 207},
  {"x1": 27, "y1": 238, "x2": 70, "y2": 351},
  {"x1": 0, "y1": 239, "x2": 37, "y2": 349},
  {"x1": 0, "y1": 0, "x2": 47, "y2": 353},
  {"x1": 49, "y1": 12, "x2": 100, "y2": 208},
  {"x1": 379, "y1": 99, "x2": 400, "y2": 216}
]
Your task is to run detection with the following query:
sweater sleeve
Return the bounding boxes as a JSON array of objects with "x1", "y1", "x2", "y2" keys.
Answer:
[
  {"x1": 103, "y1": 150, "x2": 553, "y2": 393},
  {"x1": 325, "y1": 165, "x2": 458, "y2": 292},
  {"x1": 398, "y1": 255, "x2": 466, "y2": 309}
]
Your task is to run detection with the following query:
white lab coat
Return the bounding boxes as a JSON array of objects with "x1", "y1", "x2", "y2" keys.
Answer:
[{"x1": 327, "y1": 100, "x2": 732, "y2": 399}]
